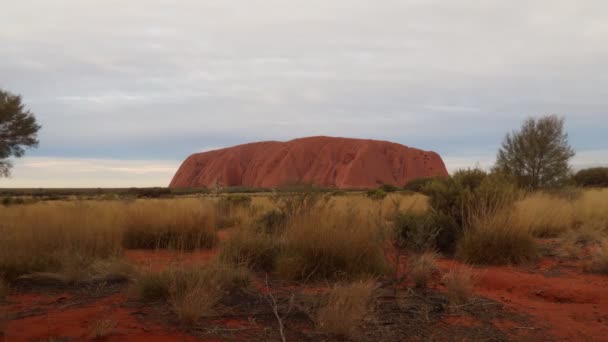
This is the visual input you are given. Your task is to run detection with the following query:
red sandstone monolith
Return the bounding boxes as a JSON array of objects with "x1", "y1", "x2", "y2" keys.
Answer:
[{"x1": 169, "y1": 136, "x2": 448, "y2": 189}]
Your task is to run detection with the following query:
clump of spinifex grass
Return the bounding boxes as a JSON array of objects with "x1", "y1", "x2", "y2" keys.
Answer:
[
  {"x1": 133, "y1": 261, "x2": 250, "y2": 324},
  {"x1": 122, "y1": 199, "x2": 218, "y2": 250},
  {"x1": 442, "y1": 266, "x2": 475, "y2": 309},
  {"x1": 316, "y1": 279, "x2": 376, "y2": 337},
  {"x1": 219, "y1": 228, "x2": 280, "y2": 271},
  {"x1": 0, "y1": 201, "x2": 124, "y2": 281},
  {"x1": 456, "y1": 208, "x2": 538, "y2": 265},
  {"x1": 409, "y1": 252, "x2": 439, "y2": 289},
  {"x1": 276, "y1": 205, "x2": 389, "y2": 280}
]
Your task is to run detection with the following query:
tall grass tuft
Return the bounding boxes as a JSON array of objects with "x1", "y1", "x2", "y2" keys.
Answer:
[
  {"x1": 442, "y1": 266, "x2": 475, "y2": 308},
  {"x1": 456, "y1": 208, "x2": 538, "y2": 265},
  {"x1": 219, "y1": 228, "x2": 280, "y2": 271},
  {"x1": 0, "y1": 201, "x2": 123, "y2": 280},
  {"x1": 133, "y1": 261, "x2": 249, "y2": 324},
  {"x1": 316, "y1": 279, "x2": 376, "y2": 337},
  {"x1": 276, "y1": 206, "x2": 389, "y2": 280},
  {"x1": 123, "y1": 199, "x2": 218, "y2": 250},
  {"x1": 409, "y1": 252, "x2": 438, "y2": 288}
]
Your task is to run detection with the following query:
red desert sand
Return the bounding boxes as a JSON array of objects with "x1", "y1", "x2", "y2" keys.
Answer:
[{"x1": 170, "y1": 136, "x2": 448, "y2": 189}]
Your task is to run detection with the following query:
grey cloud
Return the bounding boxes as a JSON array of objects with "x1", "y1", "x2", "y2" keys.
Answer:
[{"x1": 1, "y1": 1, "x2": 607, "y2": 186}]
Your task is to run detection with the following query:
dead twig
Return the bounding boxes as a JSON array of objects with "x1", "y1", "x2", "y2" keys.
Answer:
[{"x1": 264, "y1": 274, "x2": 294, "y2": 342}]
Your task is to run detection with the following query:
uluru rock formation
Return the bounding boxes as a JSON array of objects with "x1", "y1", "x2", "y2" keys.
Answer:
[{"x1": 169, "y1": 136, "x2": 448, "y2": 189}]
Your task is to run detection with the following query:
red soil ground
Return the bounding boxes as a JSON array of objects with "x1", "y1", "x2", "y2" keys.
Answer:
[
  {"x1": 169, "y1": 136, "x2": 448, "y2": 189},
  {"x1": 3, "y1": 237, "x2": 607, "y2": 341}
]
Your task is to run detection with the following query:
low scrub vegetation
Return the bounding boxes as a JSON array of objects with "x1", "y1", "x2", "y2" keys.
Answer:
[
  {"x1": 220, "y1": 195, "x2": 391, "y2": 281},
  {"x1": 456, "y1": 209, "x2": 538, "y2": 265},
  {"x1": 123, "y1": 199, "x2": 218, "y2": 250},
  {"x1": 316, "y1": 279, "x2": 376, "y2": 337},
  {"x1": 219, "y1": 228, "x2": 279, "y2": 271},
  {"x1": 589, "y1": 241, "x2": 608, "y2": 275},
  {"x1": 0, "y1": 201, "x2": 123, "y2": 281},
  {"x1": 442, "y1": 266, "x2": 475, "y2": 308},
  {"x1": 408, "y1": 252, "x2": 438, "y2": 289},
  {"x1": 277, "y1": 207, "x2": 389, "y2": 280},
  {"x1": 574, "y1": 167, "x2": 608, "y2": 188},
  {"x1": 133, "y1": 262, "x2": 249, "y2": 324}
]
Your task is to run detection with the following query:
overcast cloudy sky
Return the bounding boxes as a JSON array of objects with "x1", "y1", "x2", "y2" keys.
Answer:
[{"x1": 1, "y1": 1, "x2": 607, "y2": 187}]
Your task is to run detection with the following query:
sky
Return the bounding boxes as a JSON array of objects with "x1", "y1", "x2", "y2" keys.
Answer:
[{"x1": 1, "y1": 0, "x2": 607, "y2": 187}]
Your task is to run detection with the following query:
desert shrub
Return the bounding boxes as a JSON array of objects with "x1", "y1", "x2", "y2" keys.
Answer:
[
  {"x1": 254, "y1": 209, "x2": 288, "y2": 234},
  {"x1": 271, "y1": 190, "x2": 324, "y2": 219},
  {"x1": 394, "y1": 212, "x2": 439, "y2": 253},
  {"x1": 134, "y1": 262, "x2": 249, "y2": 324},
  {"x1": 0, "y1": 201, "x2": 123, "y2": 281},
  {"x1": 403, "y1": 177, "x2": 437, "y2": 193},
  {"x1": 219, "y1": 228, "x2": 279, "y2": 271},
  {"x1": 316, "y1": 279, "x2": 376, "y2": 337},
  {"x1": 553, "y1": 226, "x2": 606, "y2": 259},
  {"x1": 456, "y1": 209, "x2": 538, "y2": 265},
  {"x1": 409, "y1": 252, "x2": 438, "y2": 288},
  {"x1": 1, "y1": 197, "x2": 25, "y2": 206},
  {"x1": 366, "y1": 189, "x2": 387, "y2": 200},
  {"x1": 168, "y1": 263, "x2": 249, "y2": 324},
  {"x1": 88, "y1": 318, "x2": 117, "y2": 339},
  {"x1": 442, "y1": 266, "x2": 475, "y2": 308},
  {"x1": 123, "y1": 200, "x2": 218, "y2": 250},
  {"x1": 420, "y1": 171, "x2": 519, "y2": 254},
  {"x1": 589, "y1": 242, "x2": 608, "y2": 275},
  {"x1": 379, "y1": 184, "x2": 398, "y2": 193},
  {"x1": 276, "y1": 207, "x2": 388, "y2": 280},
  {"x1": 215, "y1": 195, "x2": 252, "y2": 228},
  {"x1": 128, "y1": 187, "x2": 172, "y2": 198},
  {"x1": 331, "y1": 190, "x2": 347, "y2": 196},
  {"x1": 217, "y1": 195, "x2": 252, "y2": 211},
  {"x1": 574, "y1": 167, "x2": 608, "y2": 188},
  {"x1": 133, "y1": 271, "x2": 170, "y2": 302}
]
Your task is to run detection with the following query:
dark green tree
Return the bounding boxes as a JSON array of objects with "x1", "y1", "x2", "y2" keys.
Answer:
[
  {"x1": 494, "y1": 115, "x2": 574, "y2": 189},
  {"x1": 0, "y1": 89, "x2": 41, "y2": 177}
]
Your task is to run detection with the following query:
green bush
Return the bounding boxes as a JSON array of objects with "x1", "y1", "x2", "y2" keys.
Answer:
[
  {"x1": 366, "y1": 189, "x2": 387, "y2": 200},
  {"x1": 418, "y1": 170, "x2": 519, "y2": 255},
  {"x1": 379, "y1": 184, "x2": 398, "y2": 193},
  {"x1": 128, "y1": 187, "x2": 172, "y2": 198},
  {"x1": 403, "y1": 177, "x2": 437, "y2": 192},
  {"x1": 574, "y1": 167, "x2": 608, "y2": 187},
  {"x1": 394, "y1": 211, "x2": 460, "y2": 254},
  {"x1": 255, "y1": 209, "x2": 288, "y2": 234}
]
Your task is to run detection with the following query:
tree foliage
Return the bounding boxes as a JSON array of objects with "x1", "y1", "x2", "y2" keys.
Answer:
[
  {"x1": 574, "y1": 167, "x2": 608, "y2": 187},
  {"x1": 0, "y1": 89, "x2": 41, "y2": 177},
  {"x1": 494, "y1": 115, "x2": 574, "y2": 189}
]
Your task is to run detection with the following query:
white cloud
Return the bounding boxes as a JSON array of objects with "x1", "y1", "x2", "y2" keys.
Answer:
[
  {"x1": 0, "y1": 157, "x2": 180, "y2": 188},
  {"x1": 0, "y1": 1, "x2": 607, "y2": 186}
]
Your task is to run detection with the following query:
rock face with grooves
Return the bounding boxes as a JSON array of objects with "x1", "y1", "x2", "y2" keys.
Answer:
[{"x1": 169, "y1": 136, "x2": 448, "y2": 189}]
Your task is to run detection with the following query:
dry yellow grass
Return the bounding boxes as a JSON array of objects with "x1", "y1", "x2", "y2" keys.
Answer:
[
  {"x1": 0, "y1": 201, "x2": 124, "y2": 280},
  {"x1": 88, "y1": 318, "x2": 117, "y2": 339},
  {"x1": 123, "y1": 198, "x2": 218, "y2": 250},
  {"x1": 409, "y1": 252, "x2": 439, "y2": 289},
  {"x1": 457, "y1": 208, "x2": 538, "y2": 265},
  {"x1": 132, "y1": 261, "x2": 250, "y2": 324},
  {"x1": 316, "y1": 279, "x2": 376, "y2": 337},
  {"x1": 276, "y1": 204, "x2": 389, "y2": 280},
  {"x1": 442, "y1": 266, "x2": 475, "y2": 308},
  {"x1": 514, "y1": 189, "x2": 608, "y2": 237},
  {"x1": 0, "y1": 198, "x2": 224, "y2": 280},
  {"x1": 589, "y1": 241, "x2": 608, "y2": 275}
]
